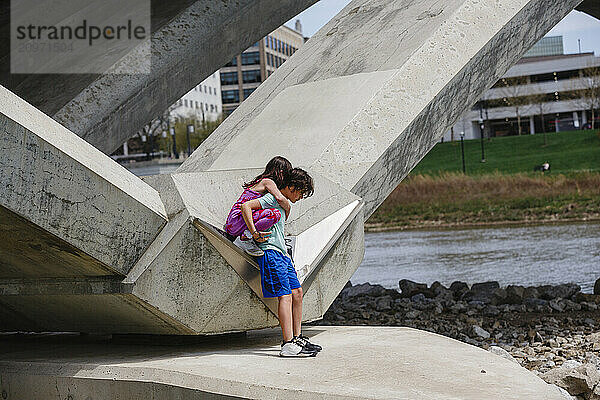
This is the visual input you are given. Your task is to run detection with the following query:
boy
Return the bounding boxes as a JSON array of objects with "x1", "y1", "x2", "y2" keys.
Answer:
[{"x1": 240, "y1": 168, "x2": 322, "y2": 357}]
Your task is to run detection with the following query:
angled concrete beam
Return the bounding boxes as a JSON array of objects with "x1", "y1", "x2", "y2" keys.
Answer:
[
  {"x1": 0, "y1": 0, "x2": 318, "y2": 154},
  {"x1": 0, "y1": 85, "x2": 167, "y2": 276},
  {"x1": 180, "y1": 0, "x2": 582, "y2": 218},
  {"x1": 577, "y1": 0, "x2": 600, "y2": 20}
]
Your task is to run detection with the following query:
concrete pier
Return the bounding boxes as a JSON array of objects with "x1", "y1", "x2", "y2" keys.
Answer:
[{"x1": 0, "y1": 326, "x2": 566, "y2": 399}]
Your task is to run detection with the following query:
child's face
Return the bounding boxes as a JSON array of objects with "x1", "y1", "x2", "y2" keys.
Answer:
[{"x1": 283, "y1": 186, "x2": 304, "y2": 203}]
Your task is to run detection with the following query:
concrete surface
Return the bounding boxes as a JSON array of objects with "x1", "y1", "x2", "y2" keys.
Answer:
[
  {"x1": 179, "y1": 0, "x2": 582, "y2": 218},
  {"x1": 0, "y1": 326, "x2": 566, "y2": 399},
  {"x1": 0, "y1": 85, "x2": 167, "y2": 276},
  {"x1": 0, "y1": 0, "x2": 318, "y2": 154}
]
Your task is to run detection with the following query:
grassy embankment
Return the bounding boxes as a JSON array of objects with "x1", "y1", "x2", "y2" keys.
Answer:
[{"x1": 367, "y1": 130, "x2": 600, "y2": 230}]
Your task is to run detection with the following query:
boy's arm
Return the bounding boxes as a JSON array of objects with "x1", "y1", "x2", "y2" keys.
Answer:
[
  {"x1": 263, "y1": 179, "x2": 290, "y2": 218},
  {"x1": 241, "y1": 199, "x2": 271, "y2": 242}
]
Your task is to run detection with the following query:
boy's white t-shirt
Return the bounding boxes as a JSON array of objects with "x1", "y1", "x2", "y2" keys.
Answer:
[{"x1": 257, "y1": 193, "x2": 288, "y2": 256}]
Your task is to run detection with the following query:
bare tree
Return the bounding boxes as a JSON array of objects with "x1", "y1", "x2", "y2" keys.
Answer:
[
  {"x1": 528, "y1": 92, "x2": 554, "y2": 146},
  {"x1": 498, "y1": 76, "x2": 531, "y2": 135},
  {"x1": 577, "y1": 65, "x2": 600, "y2": 130}
]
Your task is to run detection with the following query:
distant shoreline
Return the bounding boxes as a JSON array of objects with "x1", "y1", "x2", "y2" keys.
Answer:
[{"x1": 365, "y1": 217, "x2": 600, "y2": 232}]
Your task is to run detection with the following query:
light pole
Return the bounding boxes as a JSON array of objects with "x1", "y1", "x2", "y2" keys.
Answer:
[
  {"x1": 170, "y1": 125, "x2": 178, "y2": 159},
  {"x1": 186, "y1": 124, "x2": 194, "y2": 156},
  {"x1": 478, "y1": 104, "x2": 486, "y2": 163},
  {"x1": 460, "y1": 131, "x2": 466, "y2": 174}
]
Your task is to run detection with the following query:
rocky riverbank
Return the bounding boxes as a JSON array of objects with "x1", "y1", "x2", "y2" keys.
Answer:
[{"x1": 314, "y1": 279, "x2": 600, "y2": 399}]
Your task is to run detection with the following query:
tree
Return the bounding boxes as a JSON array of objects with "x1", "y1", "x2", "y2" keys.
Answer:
[
  {"x1": 528, "y1": 92, "x2": 553, "y2": 146},
  {"x1": 578, "y1": 65, "x2": 600, "y2": 130},
  {"x1": 498, "y1": 76, "x2": 531, "y2": 135}
]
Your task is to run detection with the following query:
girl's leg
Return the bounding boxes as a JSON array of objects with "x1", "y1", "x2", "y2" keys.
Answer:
[
  {"x1": 252, "y1": 208, "x2": 281, "y2": 232},
  {"x1": 291, "y1": 287, "x2": 303, "y2": 337},
  {"x1": 278, "y1": 294, "x2": 293, "y2": 342}
]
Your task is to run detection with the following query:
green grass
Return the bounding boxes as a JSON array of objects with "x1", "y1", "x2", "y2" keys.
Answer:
[{"x1": 412, "y1": 130, "x2": 600, "y2": 176}]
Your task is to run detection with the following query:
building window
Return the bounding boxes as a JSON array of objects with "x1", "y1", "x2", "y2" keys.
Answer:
[
  {"x1": 242, "y1": 69, "x2": 261, "y2": 83},
  {"x1": 195, "y1": 101, "x2": 199, "y2": 109},
  {"x1": 184, "y1": 99, "x2": 188, "y2": 107},
  {"x1": 221, "y1": 72, "x2": 238, "y2": 85},
  {"x1": 205, "y1": 103, "x2": 209, "y2": 110},
  {"x1": 243, "y1": 87, "x2": 256, "y2": 98},
  {"x1": 210, "y1": 104, "x2": 215, "y2": 112},
  {"x1": 224, "y1": 57, "x2": 237, "y2": 67},
  {"x1": 265, "y1": 36, "x2": 269, "y2": 48},
  {"x1": 241, "y1": 51, "x2": 260, "y2": 65}
]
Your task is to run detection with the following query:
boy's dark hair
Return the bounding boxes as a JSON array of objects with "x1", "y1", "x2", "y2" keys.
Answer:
[
  {"x1": 286, "y1": 168, "x2": 314, "y2": 199},
  {"x1": 244, "y1": 156, "x2": 292, "y2": 189}
]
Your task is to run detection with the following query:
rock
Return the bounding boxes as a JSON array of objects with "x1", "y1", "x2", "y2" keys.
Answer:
[
  {"x1": 595, "y1": 279, "x2": 600, "y2": 295},
  {"x1": 399, "y1": 279, "x2": 430, "y2": 298},
  {"x1": 488, "y1": 346, "x2": 519, "y2": 364},
  {"x1": 483, "y1": 305, "x2": 500, "y2": 316},
  {"x1": 574, "y1": 293, "x2": 600, "y2": 304},
  {"x1": 523, "y1": 287, "x2": 540, "y2": 299},
  {"x1": 473, "y1": 325, "x2": 490, "y2": 339},
  {"x1": 410, "y1": 293, "x2": 426, "y2": 303},
  {"x1": 538, "y1": 283, "x2": 581, "y2": 301},
  {"x1": 550, "y1": 384, "x2": 578, "y2": 400},
  {"x1": 541, "y1": 364, "x2": 600, "y2": 397},
  {"x1": 550, "y1": 300, "x2": 565, "y2": 313},
  {"x1": 376, "y1": 295, "x2": 393, "y2": 311},
  {"x1": 342, "y1": 283, "x2": 387, "y2": 298},
  {"x1": 462, "y1": 281, "x2": 500, "y2": 304},
  {"x1": 405, "y1": 310, "x2": 419, "y2": 319},
  {"x1": 431, "y1": 281, "x2": 453, "y2": 300},
  {"x1": 491, "y1": 288, "x2": 508, "y2": 305},
  {"x1": 524, "y1": 298, "x2": 548, "y2": 308},
  {"x1": 449, "y1": 281, "x2": 469, "y2": 299},
  {"x1": 505, "y1": 285, "x2": 526, "y2": 304},
  {"x1": 472, "y1": 281, "x2": 500, "y2": 292}
]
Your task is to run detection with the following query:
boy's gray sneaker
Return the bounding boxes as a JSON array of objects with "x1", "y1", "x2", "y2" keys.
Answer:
[
  {"x1": 295, "y1": 335, "x2": 322, "y2": 352},
  {"x1": 279, "y1": 338, "x2": 318, "y2": 357},
  {"x1": 233, "y1": 237, "x2": 264, "y2": 257}
]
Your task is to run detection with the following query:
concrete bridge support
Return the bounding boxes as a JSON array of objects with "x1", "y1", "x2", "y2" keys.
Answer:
[{"x1": 0, "y1": 0, "x2": 591, "y2": 336}]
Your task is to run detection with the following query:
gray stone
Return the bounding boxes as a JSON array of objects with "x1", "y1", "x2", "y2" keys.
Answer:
[
  {"x1": 450, "y1": 281, "x2": 470, "y2": 299},
  {"x1": 473, "y1": 325, "x2": 491, "y2": 339},
  {"x1": 539, "y1": 284, "x2": 581, "y2": 301},
  {"x1": 343, "y1": 283, "x2": 387, "y2": 299},
  {"x1": 595, "y1": 279, "x2": 600, "y2": 295},
  {"x1": 541, "y1": 364, "x2": 600, "y2": 397},
  {"x1": 399, "y1": 279, "x2": 430, "y2": 298},
  {"x1": 506, "y1": 285, "x2": 526, "y2": 304},
  {"x1": 376, "y1": 296, "x2": 393, "y2": 311}
]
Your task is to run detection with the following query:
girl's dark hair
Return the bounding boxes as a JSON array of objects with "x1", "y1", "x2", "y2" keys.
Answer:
[
  {"x1": 244, "y1": 156, "x2": 292, "y2": 189},
  {"x1": 286, "y1": 168, "x2": 314, "y2": 199}
]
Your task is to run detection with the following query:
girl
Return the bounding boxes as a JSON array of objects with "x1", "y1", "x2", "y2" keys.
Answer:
[{"x1": 224, "y1": 156, "x2": 292, "y2": 256}]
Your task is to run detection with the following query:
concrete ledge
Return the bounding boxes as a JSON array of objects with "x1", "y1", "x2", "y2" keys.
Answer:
[{"x1": 0, "y1": 326, "x2": 564, "y2": 399}]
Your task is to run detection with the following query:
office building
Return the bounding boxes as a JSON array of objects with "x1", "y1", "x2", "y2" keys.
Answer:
[
  {"x1": 445, "y1": 36, "x2": 600, "y2": 140},
  {"x1": 220, "y1": 22, "x2": 305, "y2": 115}
]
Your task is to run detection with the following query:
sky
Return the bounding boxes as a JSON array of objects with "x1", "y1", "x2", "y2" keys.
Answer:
[{"x1": 286, "y1": 2, "x2": 600, "y2": 56}]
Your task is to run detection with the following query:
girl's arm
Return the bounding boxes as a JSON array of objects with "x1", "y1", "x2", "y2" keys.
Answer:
[
  {"x1": 261, "y1": 178, "x2": 291, "y2": 218},
  {"x1": 241, "y1": 199, "x2": 271, "y2": 242}
]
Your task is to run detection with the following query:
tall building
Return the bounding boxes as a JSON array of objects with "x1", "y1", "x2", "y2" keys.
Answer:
[
  {"x1": 170, "y1": 72, "x2": 222, "y2": 122},
  {"x1": 523, "y1": 36, "x2": 564, "y2": 58},
  {"x1": 445, "y1": 36, "x2": 600, "y2": 140},
  {"x1": 220, "y1": 23, "x2": 305, "y2": 115}
]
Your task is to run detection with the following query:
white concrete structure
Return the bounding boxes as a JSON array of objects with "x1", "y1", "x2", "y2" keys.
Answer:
[
  {"x1": 0, "y1": 326, "x2": 568, "y2": 399},
  {"x1": 170, "y1": 72, "x2": 223, "y2": 122},
  {"x1": 444, "y1": 50, "x2": 600, "y2": 141}
]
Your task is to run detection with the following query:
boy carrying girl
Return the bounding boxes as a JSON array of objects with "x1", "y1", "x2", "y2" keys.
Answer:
[{"x1": 240, "y1": 167, "x2": 322, "y2": 357}]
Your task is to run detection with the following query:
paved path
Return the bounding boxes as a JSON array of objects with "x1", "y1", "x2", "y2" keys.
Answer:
[{"x1": 0, "y1": 326, "x2": 564, "y2": 399}]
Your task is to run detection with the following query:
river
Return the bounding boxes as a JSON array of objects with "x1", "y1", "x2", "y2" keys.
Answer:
[{"x1": 352, "y1": 223, "x2": 600, "y2": 293}]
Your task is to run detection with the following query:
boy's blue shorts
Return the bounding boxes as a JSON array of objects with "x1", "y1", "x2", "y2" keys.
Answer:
[{"x1": 257, "y1": 249, "x2": 301, "y2": 298}]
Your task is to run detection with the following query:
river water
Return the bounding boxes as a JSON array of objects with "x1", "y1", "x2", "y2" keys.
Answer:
[{"x1": 352, "y1": 223, "x2": 600, "y2": 293}]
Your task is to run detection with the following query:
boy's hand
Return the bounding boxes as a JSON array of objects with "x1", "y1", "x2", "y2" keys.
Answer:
[{"x1": 252, "y1": 230, "x2": 271, "y2": 242}]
